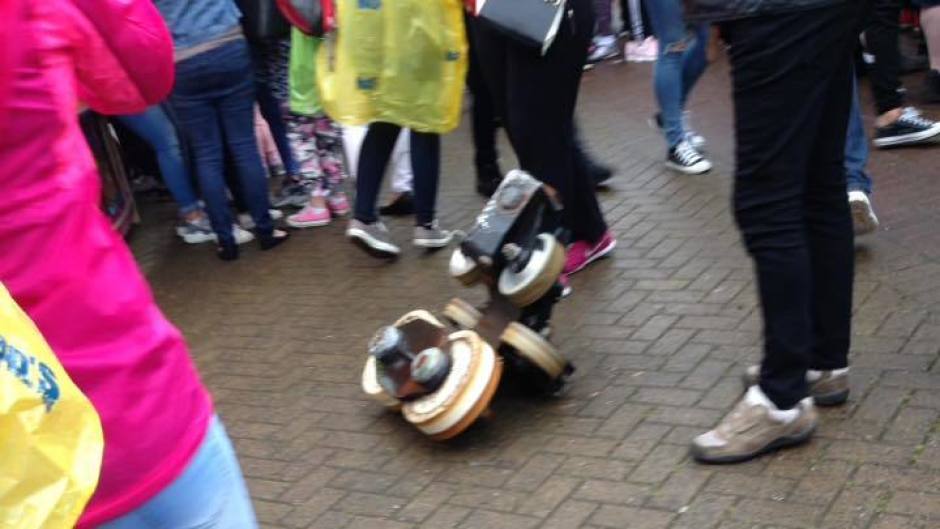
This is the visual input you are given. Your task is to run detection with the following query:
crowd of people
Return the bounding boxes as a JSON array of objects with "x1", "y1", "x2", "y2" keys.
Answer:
[{"x1": 2, "y1": 0, "x2": 939, "y2": 526}]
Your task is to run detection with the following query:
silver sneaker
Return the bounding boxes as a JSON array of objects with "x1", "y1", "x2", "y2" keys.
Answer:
[
  {"x1": 347, "y1": 219, "x2": 400, "y2": 257},
  {"x1": 176, "y1": 217, "x2": 215, "y2": 244},
  {"x1": 414, "y1": 221, "x2": 454, "y2": 249}
]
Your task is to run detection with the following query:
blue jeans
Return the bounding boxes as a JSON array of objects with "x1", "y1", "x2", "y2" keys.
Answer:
[
  {"x1": 98, "y1": 416, "x2": 258, "y2": 529},
  {"x1": 844, "y1": 77, "x2": 872, "y2": 195},
  {"x1": 171, "y1": 40, "x2": 274, "y2": 246},
  {"x1": 644, "y1": 0, "x2": 708, "y2": 147},
  {"x1": 117, "y1": 106, "x2": 201, "y2": 217}
]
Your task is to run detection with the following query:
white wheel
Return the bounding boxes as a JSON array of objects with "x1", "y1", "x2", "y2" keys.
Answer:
[
  {"x1": 361, "y1": 356, "x2": 402, "y2": 410},
  {"x1": 442, "y1": 298, "x2": 482, "y2": 330},
  {"x1": 500, "y1": 322, "x2": 566, "y2": 380},
  {"x1": 497, "y1": 234, "x2": 565, "y2": 307},
  {"x1": 449, "y1": 248, "x2": 483, "y2": 286},
  {"x1": 403, "y1": 331, "x2": 502, "y2": 441}
]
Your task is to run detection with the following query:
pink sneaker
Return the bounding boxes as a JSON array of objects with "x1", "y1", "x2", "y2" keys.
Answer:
[
  {"x1": 327, "y1": 192, "x2": 350, "y2": 217},
  {"x1": 564, "y1": 231, "x2": 617, "y2": 275},
  {"x1": 287, "y1": 204, "x2": 331, "y2": 228}
]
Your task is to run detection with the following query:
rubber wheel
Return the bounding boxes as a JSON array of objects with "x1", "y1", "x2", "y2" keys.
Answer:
[
  {"x1": 442, "y1": 298, "x2": 482, "y2": 330},
  {"x1": 497, "y1": 234, "x2": 565, "y2": 307},
  {"x1": 361, "y1": 356, "x2": 402, "y2": 410},
  {"x1": 500, "y1": 322, "x2": 566, "y2": 380},
  {"x1": 449, "y1": 248, "x2": 483, "y2": 286},
  {"x1": 403, "y1": 331, "x2": 503, "y2": 441}
]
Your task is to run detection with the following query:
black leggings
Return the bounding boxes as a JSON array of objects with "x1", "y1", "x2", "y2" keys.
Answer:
[
  {"x1": 354, "y1": 122, "x2": 439, "y2": 226},
  {"x1": 472, "y1": 0, "x2": 608, "y2": 244}
]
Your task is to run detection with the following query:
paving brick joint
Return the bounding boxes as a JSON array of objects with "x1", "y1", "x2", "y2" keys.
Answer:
[{"x1": 131, "y1": 61, "x2": 940, "y2": 528}]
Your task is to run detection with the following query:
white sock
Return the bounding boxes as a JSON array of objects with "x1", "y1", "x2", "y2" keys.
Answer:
[
  {"x1": 807, "y1": 367, "x2": 849, "y2": 382},
  {"x1": 746, "y1": 386, "x2": 799, "y2": 423}
]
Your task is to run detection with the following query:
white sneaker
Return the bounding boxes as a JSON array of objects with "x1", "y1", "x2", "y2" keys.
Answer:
[
  {"x1": 238, "y1": 209, "x2": 284, "y2": 230},
  {"x1": 587, "y1": 35, "x2": 619, "y2": 63},
  {"x1": 347, "y1": 219, "x2": 401, "y2": 257},
  {"x1": 666, "y1": 140, "x2": 712, "y2": 175},
  {"x1": 414, "y1": 221, "x2": 454, "y2": 249},
  {"x1": 848, "y1": 190, "x2": 880, "y2": 235},
  {"x1": 233, "y1": 225, "x2": 255, "y2": 245}
]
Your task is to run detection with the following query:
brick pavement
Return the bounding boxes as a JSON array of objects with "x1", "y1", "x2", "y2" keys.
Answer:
[{"x1": 130, "y1": 58, "x2": 940, "y2": 528}]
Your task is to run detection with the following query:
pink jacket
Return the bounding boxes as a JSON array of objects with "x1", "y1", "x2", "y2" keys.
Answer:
[{"x1": 0, "y1": 1, "x2": 213, "y2": 526}]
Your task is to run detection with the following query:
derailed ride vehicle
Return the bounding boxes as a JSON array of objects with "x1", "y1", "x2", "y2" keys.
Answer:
[{"x1": 361, "y1": 170, "x2": 575, "y2": 440}]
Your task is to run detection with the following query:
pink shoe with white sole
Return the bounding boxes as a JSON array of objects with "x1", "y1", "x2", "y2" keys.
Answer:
[
  {"x1": 564, "y1": 231, "x2": 617, "y2": 275},
  {"x1": 287, "y1": 205, "x2": 331, "y2": 228},
  {"x1": 327, "y1": 192, "x2": 351, "y2": 217}
]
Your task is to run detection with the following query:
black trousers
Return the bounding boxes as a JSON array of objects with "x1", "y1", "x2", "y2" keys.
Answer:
[
  {"x1": 723, "y1": 3, "x2": 857, "y2": 409},
  {"x1": 863, "y1": 0, "x2": 904, "y2": 114},
  {"x1": 465, "y1": 13, "x2": 500, "y2": 172},
  {"x1": 472, "y1": 0, "x2": 608, "y2": 244},
  {"x1": 354, "y1": 123, "x2": 439, "y2": 226}
]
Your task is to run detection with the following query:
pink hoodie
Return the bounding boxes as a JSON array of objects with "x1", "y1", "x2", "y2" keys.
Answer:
[{"x1": 0, "y1": 1, "x2": 213, "y2": 526}]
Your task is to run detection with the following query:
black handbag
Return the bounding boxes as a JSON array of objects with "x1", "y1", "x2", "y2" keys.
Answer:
[
  {"x1": 476, "y1": 0, "x2": 567, "y2": 55},
  {"x1": 236, "y1": 0, "x2": 291, "y2": 41}
]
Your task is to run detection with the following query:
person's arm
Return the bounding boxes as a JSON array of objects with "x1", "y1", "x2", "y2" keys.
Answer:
[{"x1": 68, "y1": 0, "x2": 175, "y2": 114}]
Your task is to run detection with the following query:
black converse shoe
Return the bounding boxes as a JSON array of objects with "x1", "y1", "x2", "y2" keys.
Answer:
[
  {"x1": 873, "y1": 107, "x2": 940, "y2": 148},
  {"x1": 666, "y1": 140, "x2": 713, "y2": 175}
]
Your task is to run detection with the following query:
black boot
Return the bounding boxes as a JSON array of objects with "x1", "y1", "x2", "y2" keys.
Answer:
[
  {"x1": 259, "y1": 229, "x2": 290, "y2": 251},
  {"x1": 378, "y1": 192, "x2": 415, "y2": 216},
  {"x1": 475, "y1": 162, "x2": 502, "y2": 198},
  {"x1": 217, "y1": 243, "x2": 239, "y2": 261}
]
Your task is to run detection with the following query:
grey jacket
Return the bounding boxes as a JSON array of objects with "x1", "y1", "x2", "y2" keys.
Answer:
[{"x1": 684, "y1": 0, "x2": 846, "y2": 22}]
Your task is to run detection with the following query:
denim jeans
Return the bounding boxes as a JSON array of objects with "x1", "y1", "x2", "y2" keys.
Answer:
[
  {"x1": 845, "y1": 77, "x2": 873, "y2": 195},
  {"x1": 250, "y1": 40, "x2": 300, "y2": 177},
  {"x1": 644, "y1": 0, "x2": 708, "y2": 148},
  {"x1": 724, "y1": 3, "x2": 856, "y2": 409},
  {"x1": 117, "y1": 106, "x2": 201, "y2": 216},
  {"x1": 98, "y1": 416, "x2": 258, "y2": 529},
  {"x1": 171, "y1": 39, "x2": 274, "y2": 246}
]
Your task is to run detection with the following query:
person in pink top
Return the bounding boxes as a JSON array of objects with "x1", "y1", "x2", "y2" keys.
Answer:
[{"x1": 0, "y1": 0, "x2": 258, "y2": 527}]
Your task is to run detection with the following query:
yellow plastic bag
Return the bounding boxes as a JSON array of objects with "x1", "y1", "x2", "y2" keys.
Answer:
[
  {"x1": 0, "y1": 283, "x2": 103, "y2": 529},
  {"x1": 318, "y1": 0, "x2": 468, "y2": 134}
]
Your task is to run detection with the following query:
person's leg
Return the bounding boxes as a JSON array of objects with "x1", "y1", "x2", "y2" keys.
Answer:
[
  {"x1": 805, "y1": 54, "x2": 855, "y2": 377},
  {"x1": 691, "y1": 3, "x2": 855, "y2": 465},
  {"x1": 728, "y1": 7, "x2": 855, "y2": 411},
  {"x1": 354, "y1": 122, "x2": 401, "y2": 224},
  {"x1": 644, "y1": 0, "x2": 693, "y2": 148},
  {"x1": 216, "y1": 42, "x2": 275, "y2": 239},
  {"x1": 171, "y1": 77, "x2": 234, "y2": 247},
  {"x1": 252, "y1": 40, "x2": 300, "y2": 178},
  {"x1": 864, "y1": 0, "x2": 905, "y2": 117},
  {"x1": 98, "y1": 417, "x2": 258, "y2": 529},
  {"x1": 465, "y1": 13, "x2": 501, "y2": 193},
  {"x1": 844, "y1": 77, "x2": 873, "y2": 195},
  {"x1": 679, "y1": 23, "x2": 709, "y2": 108},
  {"x1": 409, "y1": 131, "x2": 441, "y2": 227},
  {"x1": 116, "y1": 106, "x2": 202, "y2": 218},
  {"x1": 924, "y1": 6, "x2": 940, "y2": 69},
  {"x1": 593, "y1": 0, "x2": 614, "y2": 37}
]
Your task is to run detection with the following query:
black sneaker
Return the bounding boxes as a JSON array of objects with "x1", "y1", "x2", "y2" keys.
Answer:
[
  {"x1": 873, "y1": 107, "x2": 940, "y2": 148},
  {"x1": 666, "y1": 140, "x2": 713, "y2": 175},
  {"x1": 378, "y1": 192, "x2": 415, "y2": 216}
]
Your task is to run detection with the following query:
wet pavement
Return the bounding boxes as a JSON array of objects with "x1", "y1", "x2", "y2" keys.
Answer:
[{"x1": 131, "y1": 56, "x2": 940, "y2": 529}]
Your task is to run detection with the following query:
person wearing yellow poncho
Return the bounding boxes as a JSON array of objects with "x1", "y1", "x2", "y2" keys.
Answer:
[{"x1": 317, "y1": 0, "x2": 468, "y2": 258}]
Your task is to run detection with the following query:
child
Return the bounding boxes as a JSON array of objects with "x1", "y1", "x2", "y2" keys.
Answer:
[{"x1": 285, "y1": 29, "x2": 351, "y2": 228}]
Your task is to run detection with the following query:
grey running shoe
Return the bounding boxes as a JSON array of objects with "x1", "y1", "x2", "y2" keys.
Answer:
[
  {"x1": 347, "y1": 219, "x2": 401, "y2": 257},
  {"x1": 272, "y1": 184, "x2": 310, "y2": 208},
  {"x1": 742, "y1": 365, "x2": 850, "y2": 406},
  {"x1": 176, "y1": 217, "x2": 215, "y2": 244},
  {"x1": 692, "y1": 386, "x2": 818, "y2": 464},
  {"x1": 237, "y1": 209, "x2": 284, "y2": 230},
  {"x1": 414, "y1": 221, "x2": 454, "y2": 249}
]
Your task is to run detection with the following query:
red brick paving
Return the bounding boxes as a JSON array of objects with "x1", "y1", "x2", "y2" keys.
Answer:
[{"x1": 130, "y1": 56, "x2": 940, "y2": 528}]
